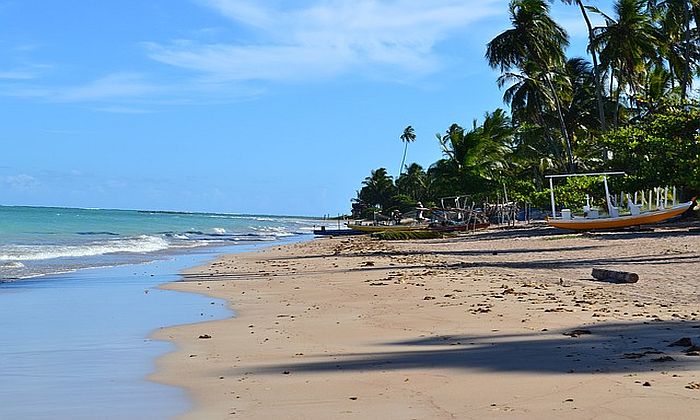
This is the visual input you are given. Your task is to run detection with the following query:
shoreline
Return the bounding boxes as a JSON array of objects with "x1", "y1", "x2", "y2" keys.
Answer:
[
  {"x1": 152, "y1": 225, "x2": 700, "y2": 418},
  {"x1": 0, "y1": 231, "x2": 313, "y2": 419},
  {"x1": 0, "y1": 248, "x2": 234, "y2": 420}
]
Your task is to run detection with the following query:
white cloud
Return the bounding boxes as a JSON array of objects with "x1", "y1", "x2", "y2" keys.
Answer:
[
  {"x1": 1, "y1": 72, "x2": 161, "y2": 103},
  {"x1": 0, "y1": 69, "x2": 37, "y2": 80},
  {"x1": 3, "y1": 174, "x2": 39, "y2": 190},
  {"x1": 198, "y1": 0, "x2": 276, "y2": 29},
  {"x1": 92, "y1": 106, "x2": 155, "y2": 114},
  {"x1": 56, "y1": 73, "x2": 160, "y2": 102},
  {"x1": 148, "y1": 0, "x2": 504, "y2": 83},
  {"x1": 0, "y1": 64, "x2": 51, "y2": 80}
]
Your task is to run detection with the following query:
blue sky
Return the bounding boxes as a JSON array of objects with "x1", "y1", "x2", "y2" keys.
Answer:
[{"x1": 0, "y1": 0, "x2": 614, "y2": 215}]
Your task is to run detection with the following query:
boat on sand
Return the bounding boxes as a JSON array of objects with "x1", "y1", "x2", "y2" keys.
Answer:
[
  {"x1": 547, "y1": 200, "x2": 694, "y2": 230},
  {"x1": 346, "y1": 221, "x2": 489, "y2": 233},
  {"x1": 546, "y1": 172, "x2": 696, "y2": 231}
]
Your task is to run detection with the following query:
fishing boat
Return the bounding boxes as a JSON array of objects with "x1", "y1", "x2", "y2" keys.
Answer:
[
  {"x1": 346, "y1": 222, "x2": 431, "y2": 233},
  {"x1": 546, "y1": 172, "x2": 696, "y2": 231},
  {"x1": 346, "y1": 220, "x2": 489, "y2": 233},
  {"x1": 347, "y1": 200, "x2": 491, "y2": 234},
  {"x1": 313, "y1": 227, "x2": 364, "y2": 236}
]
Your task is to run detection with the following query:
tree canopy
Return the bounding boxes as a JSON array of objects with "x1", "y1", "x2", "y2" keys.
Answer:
[{"x1": 351, "y1": 0, "x2": 700, "y2": 217}]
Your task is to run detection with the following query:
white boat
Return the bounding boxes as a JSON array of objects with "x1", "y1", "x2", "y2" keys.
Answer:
[{"x1": 545, "y1": 172, "x2": 695, "y2": 231}]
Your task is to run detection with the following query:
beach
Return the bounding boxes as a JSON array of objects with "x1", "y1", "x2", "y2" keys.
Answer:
[{"x1": 153, "y1": 226, "x2": 700, "y2": 418}]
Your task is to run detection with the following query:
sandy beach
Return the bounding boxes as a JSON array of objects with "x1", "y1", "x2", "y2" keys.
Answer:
[{"x1": 151, "y1": 226, "x2": 700, "y2": 419}]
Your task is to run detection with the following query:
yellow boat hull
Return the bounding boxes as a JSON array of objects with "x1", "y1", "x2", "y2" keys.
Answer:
[{"x1": 547, "y1": 200, "x2": 694, "y2": 231}]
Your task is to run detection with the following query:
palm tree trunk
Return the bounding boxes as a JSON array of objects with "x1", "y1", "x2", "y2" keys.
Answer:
[
  {"x1": 613, "y1": 72, "x2": 622, "y2": 129},
  {"x1": 577, "y1": 0, "x2": 607, "y2": 131},
  {"x1": 543, "y1": 72, "x2": 575, "y2": 172},
  {"x1": 681, "y1": 0, "x2": 691, "y2": 102},
  {"x1": 399, "y1": 142, "x2": 408, "y2": 177},
  {"x1": 610, "y1": 70, "x2": 619, "y2": 128}
]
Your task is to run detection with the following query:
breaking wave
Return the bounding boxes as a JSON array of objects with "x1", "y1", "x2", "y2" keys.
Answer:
[{"x1": 0, "y1": 235, "x2": 170, "y2": 262}]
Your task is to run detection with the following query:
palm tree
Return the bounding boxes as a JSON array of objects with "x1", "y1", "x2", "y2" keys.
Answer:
[
  {"x1": 486, "y1": 0, "x2": 576, "y2": 171},
  {"x1": 497, "y1": 60, "x2": 571, "y2": 167},
  {"x1": 556, "y1": 0, "x2": 608, "y2": 131},
  {"x1": 396, "y1": 163, "x2": 428, "y2": 201},
  {"x1": 398, "y1": 126, "x2": 416, "y2": 177},
  {"x1": 638, "y1": 65, "x2": 673, "y2": 113},
  {"x1": 358, "y1": 168, "x2": 396, "y2": 210},
  {"x1": 593, "y1": 0, "x2": 661, "y2": 124},
  {"x1": 435, "y1": 110, "x2": 514, "y2": 194},
  {"x1": 648, "y1": 0, "x2": 700, "y2": 101},
  {"x1": 562, "y1": 58, "x2": 600, "y2": 147},
  {"x1": 436, "y1": 123, "x2": 468, "y2": 172}
]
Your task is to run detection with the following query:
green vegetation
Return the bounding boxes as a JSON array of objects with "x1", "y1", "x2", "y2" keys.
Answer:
[
  {"x1": 352, "y1": 0, "x2": 700, "y2": 218},
  {"x1": 370, "y1": 230, "x2": 453, "y2": 241}
]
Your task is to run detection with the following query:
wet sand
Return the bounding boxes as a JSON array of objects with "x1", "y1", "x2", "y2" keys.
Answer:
[{"x1": 152, "y1": 226, "x2": 700, "y2": 418}]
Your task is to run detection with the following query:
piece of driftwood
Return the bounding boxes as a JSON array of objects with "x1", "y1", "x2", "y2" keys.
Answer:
[{"x1": 591, "y1": 268, "x2": 639, "y2": 283}]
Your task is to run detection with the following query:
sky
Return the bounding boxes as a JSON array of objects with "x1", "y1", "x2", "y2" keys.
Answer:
[{"x1": 0, "y1": 0, "x2": 615, "y2": 216}]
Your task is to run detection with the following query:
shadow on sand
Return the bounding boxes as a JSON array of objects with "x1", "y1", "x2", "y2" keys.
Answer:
[{"x1": 244, "y1": 321, "x2": 700, "y2": 375}]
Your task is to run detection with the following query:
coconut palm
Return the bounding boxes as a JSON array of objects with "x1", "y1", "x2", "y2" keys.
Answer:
[
  {"x1": 396, "y1": 163, "x2": 428, "y2": 201},
  {"x1": 562, "y1": 58, "x2": 600, "y2": 146},
  {"x1": 593, "y1": 0, "x2": 661, "y2": 124},
  {"x1": 497, "y1": 60, "x2": 573, "y2": 168},
  {"x1": 435, "y1": 110, "x2": 514, "y2": 195},
  {"x1": 637, "y1": 65, "x2": 674, "y2": 113},
  {"x1": 358, "y1": 168, "x2": 396, "y2": 210},
  {"x1": 398, "y1": 126, "x2": 416, "y2": 177},
  {"x1": 648, "y1": 0, "x2": 700, "y2": 101},
  {"x1": 486, "y1": 0, "x2": 576, "y2": 171},
  {"x1": 555, "y1": 0, "x2": 608, "y2": 131}
]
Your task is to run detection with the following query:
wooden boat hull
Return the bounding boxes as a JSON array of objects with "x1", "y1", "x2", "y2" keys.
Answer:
[{"x1": 547, "y1": 200, "x2": 694, "y2": 231}]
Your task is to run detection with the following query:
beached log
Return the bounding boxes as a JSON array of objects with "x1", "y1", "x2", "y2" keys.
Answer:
[{"x1": 591, "y1": 268, "x2": 639, "y2": 283}]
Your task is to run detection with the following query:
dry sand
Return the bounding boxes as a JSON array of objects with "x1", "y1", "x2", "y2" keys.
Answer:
[{"x1": 151, "y1": 226, "x2": 700, "y2": 419}]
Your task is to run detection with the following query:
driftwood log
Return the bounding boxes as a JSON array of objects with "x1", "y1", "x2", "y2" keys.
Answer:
[{"x1": 591, "y1": 268, "x2": 639, "y2": 284}]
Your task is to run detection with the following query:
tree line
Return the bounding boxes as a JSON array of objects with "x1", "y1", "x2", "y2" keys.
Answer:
[{"x1": 352, "y1": 0, "x2": 699, "y2": 218}]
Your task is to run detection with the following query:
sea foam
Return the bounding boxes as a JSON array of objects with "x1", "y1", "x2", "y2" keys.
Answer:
[{"x1": 0, "y1": 235, "x2": 170, "y2": 261}]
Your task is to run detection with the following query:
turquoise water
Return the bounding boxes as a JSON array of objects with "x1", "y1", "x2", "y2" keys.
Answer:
[
  {"x1": 0, "y1": 206, "x2": 319, "y2": 280},
  {"x1": 0, "y1": 206, "x2": 323, "y2": 418}
]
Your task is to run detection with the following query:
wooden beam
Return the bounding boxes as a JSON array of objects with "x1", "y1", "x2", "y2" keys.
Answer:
[{"x1": 591, "y1": 268, "x2": 639, "y2": 284}]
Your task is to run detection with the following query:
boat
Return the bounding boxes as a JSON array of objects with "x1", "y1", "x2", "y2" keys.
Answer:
[
  {"x1": 346, "y1": 221, "x2": 489, "y2": 233},
  {"x1": 347, "y1": 200, "x2": 491, "y2": 234},
  {"x1": 346, "y1": 222, "x2": 431, "y2": 233},
  {"x1": 547, "y1": 200, "x2": 694, "y2": 230},
  {"x1": 313, "y1": 227, "x2": 364, "y2": 236},
  {"x1": 545, "y1": 172, "x2": 696, "y2": 231}
]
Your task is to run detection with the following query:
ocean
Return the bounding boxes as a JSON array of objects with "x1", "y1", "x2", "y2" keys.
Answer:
[
  {"x1": 0, "y1": 205, "x2": 321, "y2": 281},
  {"x1": 0, "y1": 206, "x2": 326, "y2": 419}
]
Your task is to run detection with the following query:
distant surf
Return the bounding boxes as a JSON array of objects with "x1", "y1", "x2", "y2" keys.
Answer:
[{"x1": 0, "y1": 206, "x2": 323, "y2": 280}]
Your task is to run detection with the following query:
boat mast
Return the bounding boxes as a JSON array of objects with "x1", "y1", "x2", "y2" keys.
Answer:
[
  {"x1": 602, "y1": 175, "x2": 616, "y2": 217},
  {"x1": 549, "y1": 177, "x2": 556, "y2": 218},
  {"x1": 546, "y1": 172, "x2": 625, "y2": 219}
]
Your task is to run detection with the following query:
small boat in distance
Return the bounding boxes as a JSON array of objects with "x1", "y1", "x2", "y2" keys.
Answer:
[
  {"x1": 546, "y1": 172, "x2": 696, "y2": 231},
  {"x1": 347, "y1": 201, "x2": 491, "y2": 234},
  {"x1": 346, "y1": 221, "x2": 488, "y2": 233},
  {"x1": 313, "y1": 226, "x2": 364, "y2": 236}
]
